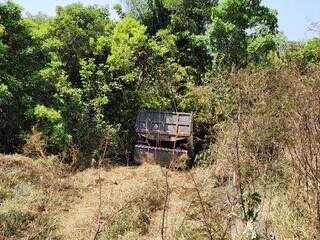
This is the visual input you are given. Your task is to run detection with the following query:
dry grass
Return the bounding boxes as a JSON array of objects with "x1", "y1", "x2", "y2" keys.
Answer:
[
  {"x1": 0, "y1": 154, "x2": 77, "y2": 240},
  {"x1": 0, "y1": 153, "x2": 233, "y2": 240},
  {"x1": 6, "y1": 148, "x2": 318, "y2": 240},
  {"x1": 55, "y1": 164, "x2": 192, "y2": 240},
  {"x1": 55, "y1": 164, "x2": 166, "y2": 239},
  {"x1": 47, "y1": 161, "x2": 225, "y2": 240},
  {"x1": 0, "y1": 152, "x2": 304, "y2": 240}
]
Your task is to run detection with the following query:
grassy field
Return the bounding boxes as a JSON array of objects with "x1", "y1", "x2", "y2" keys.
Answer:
[
  {"x1": 0, "y1": 154, "x2": 230, "y2": 240},
  {"x1": 1, "y1": 152, "x2": 320, "y2": 239}
]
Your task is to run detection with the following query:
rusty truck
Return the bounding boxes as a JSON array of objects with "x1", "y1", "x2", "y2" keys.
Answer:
[{"x1": 134, "y1": 111, "x2": 193, "y2": 167}]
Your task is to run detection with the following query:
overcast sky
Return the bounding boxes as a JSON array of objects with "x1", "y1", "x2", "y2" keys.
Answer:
[{"x1": 8, "y1": 0, "x2": 320, "y2": 41}]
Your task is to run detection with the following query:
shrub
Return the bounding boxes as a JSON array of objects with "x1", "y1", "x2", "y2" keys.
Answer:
[
  {"x1": 33, "y1": 105, "x2": 71, "y2": 154},
  {"x1": 206, "y1": 63, "x2": 320, "y2": 238},
  {"x1": 23, "y1": 127, "x2": 47, "y2": 158}
]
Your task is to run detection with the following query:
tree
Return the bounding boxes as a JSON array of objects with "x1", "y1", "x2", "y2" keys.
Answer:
[
  {"x1": 25, "y1": 11, "x2": 50, "y2": 24},
  {"x1": 34, "y1": 7, "x2": 150, "y2": 165},
  {"x1": 107, "y1": 16, "x2": 147, "y2": 76},
  {"x1": 309, "y1": 22, "x2": 320, "y2": 36},
  {"x1": 48, "y1": 4, "x2": 110, "y2": 86},
  {"x1": 165, "y1": 0, "x2": 217, "y2": 80},
  {"x1": 125, "y1": 0, "x2": 170, "y2": 35},
  {"x1": 0, "y1": 1, "x2": 48, "y2": 152},
  {"x1": 208, "y1": 0, "x2": 278, "y2": 69},
  {"x1": 165, "y1": 0, "x2": 216, "y2": 34},
  {"x1": 36, "y1": 4, "x2": 115, "y2": 163},
  {"x1": 124, "y1": 0, "x2": 217, "y2": 81}
]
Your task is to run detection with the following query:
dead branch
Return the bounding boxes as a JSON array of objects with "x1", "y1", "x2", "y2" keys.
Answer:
[
  {"x1": 235, "y1": 111, "x2": 248, "y2": 221},
  {"x1": 189, "y1": 171, "x2": 214, "y2": 240},
  {"x1": 160, "y1": 110, "x2": 180, "y2": 240},
  {"x1": 93, "y1": 129, "x2": 109, "y2": 240},
  {"x1": 160, "y1": 166, "x2": 170, "y2": 240}
]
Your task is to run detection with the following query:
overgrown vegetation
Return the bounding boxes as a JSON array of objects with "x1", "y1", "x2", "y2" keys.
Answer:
[
  {"x1": 209, "y1": 64, "x2": 320, "y2": 239},
  {"x1": 1, "y1": 0, "x2": 319, "y2": 165},
  {"x1": 0, "y1": 154, "x2": 76, "y2": 239},
  {"x1": 1, "y1": 0, "x2": 320, "y2": 239}
]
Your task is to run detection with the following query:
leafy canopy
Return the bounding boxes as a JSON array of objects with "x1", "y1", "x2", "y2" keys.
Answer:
[{"x1": 208, "y1": 0, "x2": 278, "y2": 69}]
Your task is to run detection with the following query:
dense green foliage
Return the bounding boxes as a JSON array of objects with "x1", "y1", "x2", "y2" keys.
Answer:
[
  {"x1": 0, "y1": 0, "x2": 319, "y2": 168},
  {"x1": 208, "y1": 0, "x2": 278, "y2": 68},
  {"x1": 0, "y1": 2, "x2": 48, "y2": 152}
]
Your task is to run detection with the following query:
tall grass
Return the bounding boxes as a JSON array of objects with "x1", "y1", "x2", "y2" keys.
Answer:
[{"x1": 207, "y1": 62, "x2": 320, "y2": 239}]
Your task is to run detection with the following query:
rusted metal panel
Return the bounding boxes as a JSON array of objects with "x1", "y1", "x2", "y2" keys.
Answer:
[
  {"x1": 135, "y1": 111, "x2": 193, "y2": 142},
  {"x1": 134, "y1": 145, "x2": 189, "y2": 167}
]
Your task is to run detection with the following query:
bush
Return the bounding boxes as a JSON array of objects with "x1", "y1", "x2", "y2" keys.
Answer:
[
  {"x1": 205, "y1": 63, "x2": 320, "y2": 238},
  {"x1": 23, "y1": 128, "x2": 47, "y2": 158}
]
